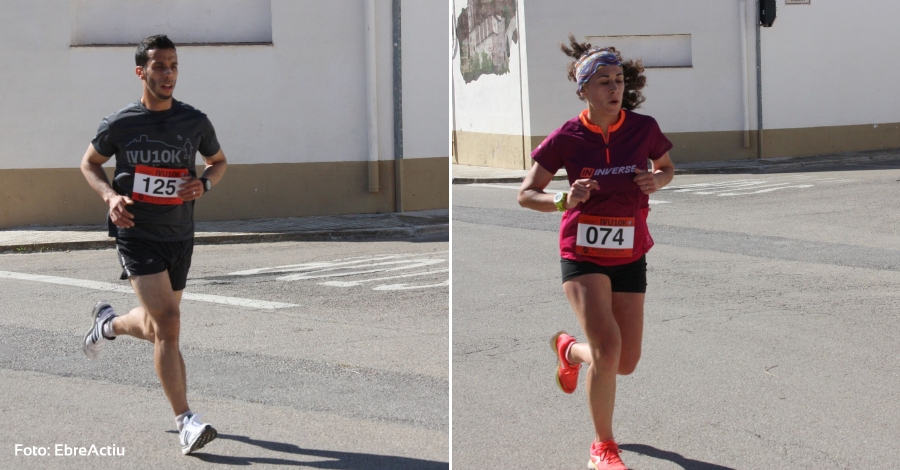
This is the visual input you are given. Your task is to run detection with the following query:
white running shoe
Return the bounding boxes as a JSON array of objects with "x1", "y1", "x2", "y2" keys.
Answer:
[
  {"x1": 82, "y1": 301, "x2": 116, "y2": 360},
  {"x1": 180, "y1": 414, "x2": 217, "y2": 455}
]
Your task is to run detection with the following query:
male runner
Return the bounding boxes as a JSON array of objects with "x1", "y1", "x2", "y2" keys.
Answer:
[{"x1": 79, "y1": 34, "x2": 227, "y2": 455}]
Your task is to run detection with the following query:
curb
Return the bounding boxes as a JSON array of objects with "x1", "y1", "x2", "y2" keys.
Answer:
[{"x1": 0, "y1": 224, "x2": 448, "y2": 254}]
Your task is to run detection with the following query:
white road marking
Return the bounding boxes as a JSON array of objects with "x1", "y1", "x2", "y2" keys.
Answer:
[
  {"x1": 694, "y1": 182, "x2": 798, "y2": 195},
  {"x1": 717, "y1": 184, "x2": 814, "y2": 196},
  {"x1": 320, "y1": 269, "x2": 450, "y2": 287},
  {"x1": 666, "y1": 179, "x2": 758, "y2": 190},
  {"x1": 663, "y1": 175, "x2": 828, "y2": 197},
  {"x1": 233, "y1": 253, "x2": 450, "y2": 291},
  {"x1": 817, "y1": 178, "x2": 856, "y2": 183},
  {"x1": 0, "y1": 271, "x2": 298, "y2": 310},
  {"x1": 468, "y1": 183, "x2": 671, "y2": 204},
  {"x1": 277, "y1": 259, "x2": 445, "y2": 281},
  {"x1": 373, "y1": 280, "x2": 450, "y2": 291},
  {"x1": 229, "y1": 252, "x2": 449, "y2": 276}
]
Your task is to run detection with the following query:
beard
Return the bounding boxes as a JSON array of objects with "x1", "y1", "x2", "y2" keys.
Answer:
[{"x1": 146, "y1": 76, "x2": 175, "y2": 101}]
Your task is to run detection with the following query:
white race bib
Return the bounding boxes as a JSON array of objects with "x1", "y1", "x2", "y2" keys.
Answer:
[
  {"x1": 132, "y1": 165, "x2": 188, "y2": 205},
  {"x1": 575, "y1": 215, "x2": 635, "y2": 258}
]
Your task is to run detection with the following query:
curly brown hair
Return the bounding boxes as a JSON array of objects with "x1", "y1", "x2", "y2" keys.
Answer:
[{"x1": 560, "y1": 34, "x2": 646, "y2": 110}]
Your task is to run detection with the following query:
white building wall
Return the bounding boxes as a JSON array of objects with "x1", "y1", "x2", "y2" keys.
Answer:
[
  {"x1": 401, "y1": 0, "x2": 451, "y2": 159},
  {"x1": 520, "y1": 0, "x2": 756, "y2": 137},
  {"x1": 0, "y1": 0, "x2": 411, "y2": 170},
  {"x1": 761, "y1": 0, "x2": 900, "y2": 129}
]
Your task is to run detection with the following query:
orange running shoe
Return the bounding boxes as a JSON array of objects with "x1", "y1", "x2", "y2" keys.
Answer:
[
  {"x1": 550, "y1": 330, "x2": 580, "y2": 394},
  {"x1": 588, "y1": 439, "x2": 628, "y2": 470}
]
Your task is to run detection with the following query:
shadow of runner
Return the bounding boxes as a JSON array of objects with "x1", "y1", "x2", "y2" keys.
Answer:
[
  {"x1": 181, "y1": 433, "x2": 448, "y2": 469},
  {"x1": 618, "y1": 444, "x2": 735, "y2": 470}
]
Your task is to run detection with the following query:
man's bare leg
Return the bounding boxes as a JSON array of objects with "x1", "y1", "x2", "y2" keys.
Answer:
[{"x1": 111, "y1": 271, "x2": 189, "y2": 416}]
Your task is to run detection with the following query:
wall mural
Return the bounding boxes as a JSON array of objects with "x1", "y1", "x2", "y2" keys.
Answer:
[{"x1": 455, "y1": 0, "x2": 518, "y2": 83}]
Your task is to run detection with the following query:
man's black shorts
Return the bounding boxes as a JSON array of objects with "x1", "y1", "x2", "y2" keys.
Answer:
[
  {"x1": 560, "y1": 255, "x2": 647, "y2": 293},
  {"x1": 116, "y1": 237, "x2": 194, "y2": 291}
]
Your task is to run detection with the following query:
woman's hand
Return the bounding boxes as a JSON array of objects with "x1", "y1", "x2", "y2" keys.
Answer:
[
  {"x1": 566, "y1": 179, "x2": 599, "y2": 208},
  {"x1": 633, "y1": 168, "x2": 658, "y2": 195}
]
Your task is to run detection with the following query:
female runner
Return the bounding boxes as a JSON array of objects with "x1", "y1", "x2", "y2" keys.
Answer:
[{"x1": 517, "y1": 36, "x2": 675, "y2": 470}]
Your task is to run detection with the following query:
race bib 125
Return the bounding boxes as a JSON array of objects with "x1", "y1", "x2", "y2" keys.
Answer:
[{"x1": 132, "y1": 165, "x2": 188, "y2": 205}]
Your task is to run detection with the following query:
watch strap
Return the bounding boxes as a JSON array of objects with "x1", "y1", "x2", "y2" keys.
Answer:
[{"x1": 554, "y1": 192, "x2": 568, "y2": 212}]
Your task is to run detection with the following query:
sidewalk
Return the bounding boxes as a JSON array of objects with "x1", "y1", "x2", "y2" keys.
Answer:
[
  {"x1": 0, "y1": 209, "x2": 448, "y2": 253},
  {"x1": 452, "y1": 149, "x2": 900, "y2": 184}
]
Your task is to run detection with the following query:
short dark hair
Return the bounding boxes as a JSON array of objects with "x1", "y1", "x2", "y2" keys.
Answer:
[{"x1": 135, "y1": 35, "x2": 176, "y2": 67}]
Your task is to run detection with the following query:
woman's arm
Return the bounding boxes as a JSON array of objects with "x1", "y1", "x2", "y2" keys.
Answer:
[{"x1": 518, "y1": 162, "x2": 598, "y2": 212}]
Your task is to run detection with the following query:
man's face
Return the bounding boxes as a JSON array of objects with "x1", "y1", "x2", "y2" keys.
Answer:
[{"x1": 137, "y1": 48, "x2": 178, "y2": 101}]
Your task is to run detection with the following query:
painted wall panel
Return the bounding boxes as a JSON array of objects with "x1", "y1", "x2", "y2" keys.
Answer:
[
  {"x1": 452, "y1": 0, "x2": 524, "y2": 136},
  {"x1": 71, "y1": 0, "x2": 273, "y2": 45}
]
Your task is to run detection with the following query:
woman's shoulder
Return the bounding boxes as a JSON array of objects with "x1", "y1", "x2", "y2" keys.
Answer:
[
  {"x1": 623, "y1": 109, "x2": 658, "y2": 125},
  {"x1": 623, "y1": 110, "x2": 665, "y2": 136},
  {"x1": 540, "y1": 116, "x2": 583, "y2": 144},
  {"x1": 556, "y1": 115, "x2": 584, "y2": 134}
]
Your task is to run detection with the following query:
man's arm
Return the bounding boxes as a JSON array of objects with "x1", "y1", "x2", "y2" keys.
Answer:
[
  {"x1": 176, "y1": 149, "x2": 227, "y2": 201},
  {"x1": 80, "y1": 144, "x2": 135, "y2": 228}
]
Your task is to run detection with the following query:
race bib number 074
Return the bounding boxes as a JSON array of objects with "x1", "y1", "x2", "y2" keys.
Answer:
[
  {"x1": 576, "y1": 215, "x2": 635, "y2": 258},
  {"x1": 132, "y1": 165, "x2": 188, "y2": 205}
]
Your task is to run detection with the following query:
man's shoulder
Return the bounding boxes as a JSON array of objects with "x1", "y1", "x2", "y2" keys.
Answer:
[
  {"x1": 102, "y1": 101, "x2": 142, "y2": 125},
  {"x1": 172, "y1": 100, "x2": 209, "y2": 120}
]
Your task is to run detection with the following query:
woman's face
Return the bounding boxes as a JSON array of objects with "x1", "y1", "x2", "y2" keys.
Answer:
[{"x1": 581, "y1": 64, "x2": 624, "y2": 117}]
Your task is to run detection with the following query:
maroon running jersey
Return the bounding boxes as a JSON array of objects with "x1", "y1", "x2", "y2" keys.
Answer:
[{"x1": 532, "y1": 109, "x2": 672, "y2": 266}]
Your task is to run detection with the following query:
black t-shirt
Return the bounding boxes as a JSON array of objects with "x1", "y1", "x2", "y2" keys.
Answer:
[{"x1": 91, "y1": 100, "x2": 220, "y2": 241}]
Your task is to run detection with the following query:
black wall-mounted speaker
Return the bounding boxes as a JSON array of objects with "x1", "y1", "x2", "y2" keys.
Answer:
[{"x1": 760, "y1": 0, "x2": 777, "y2": 27}]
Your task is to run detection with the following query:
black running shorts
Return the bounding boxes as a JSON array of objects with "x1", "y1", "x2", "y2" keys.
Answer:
[
  {"x1": 115, "y1": 237, "x2": 194, "y2": 291},
  {"x1": 560, "y1": 255, "x2": 647, "y2": 293}
]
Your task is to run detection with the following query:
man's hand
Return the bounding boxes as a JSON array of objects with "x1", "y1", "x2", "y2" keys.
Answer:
[
  {"x1": 566, "y1": 179, "x2": 600, "y2": 209},
  {"x1": 108, "y1": 195, "x2": 135, "y2": 228},
  {"x1": 176, "y1": 176, "x2": 205, "y2": 202}
]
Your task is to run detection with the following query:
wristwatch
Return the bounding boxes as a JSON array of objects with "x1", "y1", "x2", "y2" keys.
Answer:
[
  {"x1": 199, "y1": 177, "x2": 212, "y2": 193},
  {"x1": 553, "y1": 191, "x2": 568, "y2": 212}
]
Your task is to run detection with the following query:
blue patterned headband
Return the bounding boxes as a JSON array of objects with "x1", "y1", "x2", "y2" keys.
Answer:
[{"x1": 575, "y1": 48, "x2": 622, "y2": 92}]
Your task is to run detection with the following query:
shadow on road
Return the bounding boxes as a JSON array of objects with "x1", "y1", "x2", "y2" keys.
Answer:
[
  {"x1": 180, "y1": 433, "x2": 448, "y2": 469},
  {"x1": 619, "y1": 443, "x2": 735, "y2": 470}
]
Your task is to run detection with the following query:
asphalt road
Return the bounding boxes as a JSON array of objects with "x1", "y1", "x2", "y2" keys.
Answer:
[
  {"x1": 0, "y1": 235, "x2": 449, "y2": 469},
  {"x1": 452, "y1": 161, "x2": 900, "y2": 469}
]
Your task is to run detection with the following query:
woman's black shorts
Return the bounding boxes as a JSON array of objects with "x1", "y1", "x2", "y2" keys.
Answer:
[{"x1": 560, "y1": 255, "x2": 647, "y2": 293}]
